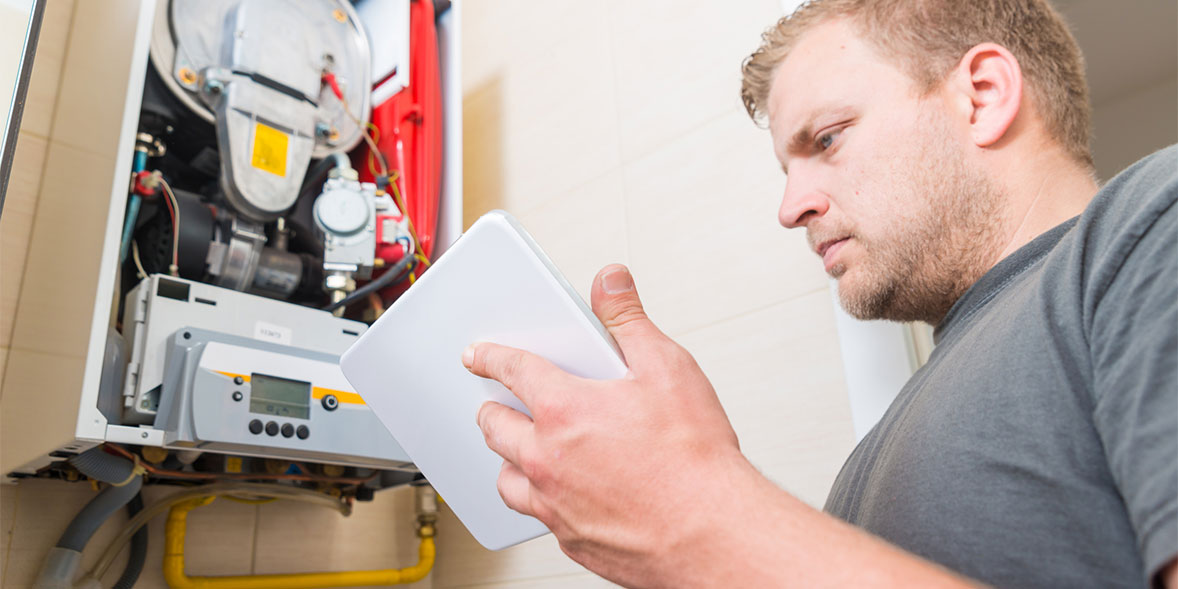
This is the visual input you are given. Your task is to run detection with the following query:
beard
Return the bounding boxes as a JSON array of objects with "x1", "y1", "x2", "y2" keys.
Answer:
[{"x1": 831, "y1": 109, "x2": 1007, "y2": 325}]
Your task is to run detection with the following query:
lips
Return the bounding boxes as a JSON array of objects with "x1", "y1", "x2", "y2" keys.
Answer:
[{"x1": 816, "y1": 237, "x2": 850, "y2": 273}]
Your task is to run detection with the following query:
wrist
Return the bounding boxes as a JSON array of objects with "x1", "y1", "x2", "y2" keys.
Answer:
[{"x1": 649, "y1": 450, "x2": 779, "y2": 588}]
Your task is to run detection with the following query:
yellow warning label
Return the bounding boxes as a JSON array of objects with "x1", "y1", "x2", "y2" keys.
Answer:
[
  {"x1": 225, "y1": 456, "x2": 243, "y2": 474},
  {"x1": 251, "y1": 122, "x2": 288, "y2": 177}
]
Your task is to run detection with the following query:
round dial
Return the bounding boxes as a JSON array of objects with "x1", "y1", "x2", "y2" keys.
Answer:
[{"x1": 314, "y1": 188, "x2": 370, "y2": 235}]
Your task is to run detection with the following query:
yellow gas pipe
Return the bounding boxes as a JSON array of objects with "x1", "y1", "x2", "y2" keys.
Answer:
[{"x1": 163, "y1": 497, "x2": 436, "y2": 589}]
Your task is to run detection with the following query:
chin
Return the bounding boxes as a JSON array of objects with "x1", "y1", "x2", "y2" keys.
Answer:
[{"x1": 834, "y1": 267, "x2": 896, "y2": 321}]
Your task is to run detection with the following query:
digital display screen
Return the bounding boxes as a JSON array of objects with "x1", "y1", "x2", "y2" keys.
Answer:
[{"x1": 249, "y1": 373, "x2": 310, "y2": 419}]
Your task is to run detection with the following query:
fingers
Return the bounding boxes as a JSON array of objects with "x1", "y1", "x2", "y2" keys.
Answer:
[
  {"x1": 590, "y1": 264, "x2": 668, "y2": 364},
  {"x1": 496, "y1": 461, "x2": 534, "y2": 516},
  {"x1": 464, "y1": 342, "x2": 569, "y2": 410},
  {"x1": 477, "y1": 401, "x2": 534, "y2": 466}
]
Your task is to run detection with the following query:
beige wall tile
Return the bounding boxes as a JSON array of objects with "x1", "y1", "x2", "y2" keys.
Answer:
[
  {"x1": 49, "y1": 0, "x2": 142, "y2": 156},
  {"x1": 462, "y1": 80, "x2": 508, "y2": 229},
  {"x1": 434, "y1": 504, "x2": 590, "y2": 587},
  {"x1": 0, "y1": 346, "x2": 7, "y2": 399},
  {"x1": 516, "y1": 171, "x2": 630, "y2": 302},
  {"x1": 0, "y1": 132, "x2": 48, "y2": 349},
  {"x1": 1, "y1": 348, "x2": 85, "y2": 476},
  {"x1": 462, "y1": 0, "x2": 604, "y2": 94},
  {"x1": 622, "y1": 108, "x2": 826, "y2": 337},
  {"x1": 111, "y1": 485, "x2": 258, "y2": 587},
  {"x1": 608, "y1": 0, "x2": 781, "y2": 161},
  {"x1": 676, "y1": 289, "x2": 855, "y2": 507},
  {"x1": 18, "y1": 0, "x2": 75, "y2": 139},
  {"x1": 1, "y1": 482, "x2": 16, "y2": 576},
  {"x1": 8, "y1": 141, "x2": 116, "y2": 359},
  {"x1": 5, "y1": 480, "x2": 103, "y2": 587},
  {"x1": 150, "y1": 489, "x2": 260, "y2": 577},
  {"x1": 460, "y1": 10, "x2": 622, "y2": 220},
  {"x1": 252, "y1": 484, "x2": 429, "y2": 588}
]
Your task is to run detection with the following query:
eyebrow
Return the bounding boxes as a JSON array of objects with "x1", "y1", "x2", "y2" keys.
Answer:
[
  {"x1": 788, "y1": 125, "x2": 816, "y2": 156},
  {"x1": 777, "y1": 120, "x2": 817, "y2": 173},
  {"x1": 778, "y1": 105, "x2": 856, "y2": 170}
]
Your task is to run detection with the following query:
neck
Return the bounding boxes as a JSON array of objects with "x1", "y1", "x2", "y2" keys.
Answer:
[{"x1": 990, "y1": 149, "x2": 1098, "y2": 265}]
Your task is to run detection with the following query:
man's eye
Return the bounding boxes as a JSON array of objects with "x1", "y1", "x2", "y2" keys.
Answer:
[{"x1": 817, "y1": 129, "x2": 842, "y2": 151}]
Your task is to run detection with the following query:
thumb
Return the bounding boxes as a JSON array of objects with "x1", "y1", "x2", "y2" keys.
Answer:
[{"x1": 590, "y1": 265, "x2": 667, "y2": 362}]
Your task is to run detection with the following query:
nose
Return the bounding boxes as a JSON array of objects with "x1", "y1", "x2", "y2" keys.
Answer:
[{"x1": 778, "y1": 172, "x2": 830, "y2": 229}]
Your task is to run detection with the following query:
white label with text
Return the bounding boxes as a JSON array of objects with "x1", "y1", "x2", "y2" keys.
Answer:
[{"x1": 254, "y1": 321, "x2": 293, "y2": 345}]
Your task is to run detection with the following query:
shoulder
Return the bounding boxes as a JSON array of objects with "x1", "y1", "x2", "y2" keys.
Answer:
[
  {"x1": 1084, "y1": 145, "x2": 1177, "y2": 236},
  {"x1": 1075, "y1": 145, "x2": 1177, "y2": 297}
]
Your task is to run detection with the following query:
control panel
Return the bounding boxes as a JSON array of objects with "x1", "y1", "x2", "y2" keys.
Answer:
[{"x1": 156, "y1": 329, "x2": 410, "y2": 465}]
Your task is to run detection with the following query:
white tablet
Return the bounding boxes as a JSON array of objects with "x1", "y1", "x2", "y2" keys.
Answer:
[{"x1": 339, "y1": 210, "x2": 628, "y2": 550}]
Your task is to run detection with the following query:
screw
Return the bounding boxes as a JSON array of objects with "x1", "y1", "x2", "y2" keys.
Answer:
[
  {"x1": 204, "y1": 79, "x2": 224, "y2": 95},
  {"x1": 141, "y1": 432, "x2": 148, "y2": 439},
  {"x1": 315, "y1": 121, "x2": 331, "y2": 139},
  {"x1": 178, "y1": 67, "x2": 197, "y2": 85}
]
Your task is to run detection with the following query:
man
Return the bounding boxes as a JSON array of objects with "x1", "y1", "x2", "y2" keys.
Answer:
[{"x1": 462, "y1": 0, "x2": 1177, "y2": 586}]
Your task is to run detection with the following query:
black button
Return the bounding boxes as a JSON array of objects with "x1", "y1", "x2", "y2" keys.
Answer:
[
  {"x1": 231, "y1": 391, "x2": 243, "y2": 402},
  {"x1": 296, "y1": 425, "x2": 310, "y2": 439},
  {"x1": 281, "y1": 423, "x2": 294, "y2": 438},
  {"x1": 265, "y1": 421, "x2": 278, "y2": 436},
  {"x1": 248, "y1": 419, "x2": 263, "y2": 435},
  {"x1": 322, "y1": 395, "x2": 339, "y2": 411},
  {"x1": 234, "y1": 376, "x2": 244, "y2": 385}
]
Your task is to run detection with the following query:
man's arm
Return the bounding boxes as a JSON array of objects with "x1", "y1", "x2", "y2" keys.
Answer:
[{"x1": 464, "y1": 264, "x2": 978, "y2": 588}]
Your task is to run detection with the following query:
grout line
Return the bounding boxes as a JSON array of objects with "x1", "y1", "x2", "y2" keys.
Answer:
[
  {"x1": 2, "y1": 0, "x2": 78, "y2": 360},
  {"x1": 0, "y1": 485, "x2": 20, "y2": 587},
  {"x1": 602, "y1": 0, "x2": 633, "y2": 270},
  {"x1": 502, "y1": 166, "x2": 624, "y2": 224},
  {"x1": 620, "y1": 104, "x2": 742, "y2": 170},
  {"x1": 249, "y1": 504, "x2": 261, "y2": 574},
  {"x1": 667, "y1": 284, "x2": 830, "y2": 340}
]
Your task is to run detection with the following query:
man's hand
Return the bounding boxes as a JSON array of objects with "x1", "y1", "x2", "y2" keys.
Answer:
[
  {"x1": 463, "y1": 264, "x2": 748, "y2": 586},
  {"x1": 465, "y1": 264, "x2": 981, "y2": 588}
]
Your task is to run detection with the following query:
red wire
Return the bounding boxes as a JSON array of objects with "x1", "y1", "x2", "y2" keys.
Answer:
[{"x1": 322, "y1": 72, "x2": 344, "y2": 101}]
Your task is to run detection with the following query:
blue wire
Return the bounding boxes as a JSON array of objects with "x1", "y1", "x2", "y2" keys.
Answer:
[{"x1": 118, "y1": 151, "x2": 149, "y2": 263}]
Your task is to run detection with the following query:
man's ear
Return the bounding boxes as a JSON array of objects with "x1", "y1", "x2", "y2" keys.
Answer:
[{"x1": 948, "y1": 43, "x2": 1023, "y2": 148}]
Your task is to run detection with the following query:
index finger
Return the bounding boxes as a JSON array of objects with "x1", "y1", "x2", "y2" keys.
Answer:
[{"x1": 462, "y1": 342, "x2": 570, "y2": 410}]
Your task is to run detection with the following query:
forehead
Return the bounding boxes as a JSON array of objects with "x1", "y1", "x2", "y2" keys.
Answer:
[{"x1": 766, "y1": 19, "x2": 914, "y2": 151}]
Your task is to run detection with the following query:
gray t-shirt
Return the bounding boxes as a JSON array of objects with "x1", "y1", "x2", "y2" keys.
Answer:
[{"x1": 825, "y1": 145, "x2": 1177, "y2": 588}]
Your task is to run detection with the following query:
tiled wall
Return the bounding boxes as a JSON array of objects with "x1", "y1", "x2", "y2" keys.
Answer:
[{"x1": 435, "y1": 2, "x2": 856, "y2": 587}]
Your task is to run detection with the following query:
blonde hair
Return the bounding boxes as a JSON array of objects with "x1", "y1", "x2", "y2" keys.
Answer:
[{"x1": 740, "y1": 0, "x2": 1093, "y2": 166}]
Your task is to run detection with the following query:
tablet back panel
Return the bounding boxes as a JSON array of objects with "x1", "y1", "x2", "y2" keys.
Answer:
[{"x1": 340, "y1": 210, "x2": 628, "y2": 550}]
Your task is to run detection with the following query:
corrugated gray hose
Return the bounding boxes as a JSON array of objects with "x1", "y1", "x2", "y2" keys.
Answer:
[
  {"x1": 33, "y1": 447, "x2": 144, "y2": 589},
  {"x1": 58, "y1": 448, "x2": 144, "y2": 551}
]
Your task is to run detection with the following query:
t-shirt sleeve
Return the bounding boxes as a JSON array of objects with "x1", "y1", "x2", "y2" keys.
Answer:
[{"x1": 1089, "y1": 152, "x2": 1178, "y2": 583}]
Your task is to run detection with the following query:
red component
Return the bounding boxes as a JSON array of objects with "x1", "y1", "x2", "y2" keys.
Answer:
[
  {"x1": 322, "y1": 72, "x2": 345, "y2": 101},
  {"x1": 358, "y1": 0, "x2": 444, "y2": 262},
  {"x1": 131, "y1": 170, "x2": 157, "y2": 197},
  {"x1": 374, "y1": 213, "x2": 406, "y2": 265}
]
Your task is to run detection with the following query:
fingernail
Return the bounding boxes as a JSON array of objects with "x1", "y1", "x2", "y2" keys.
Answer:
[
  {"x1": 601, "y1": 268, "x2": 633, "y2": 294},
  {"x1": 462, "y1": 345, "x2": 475, "y2": 368}
]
